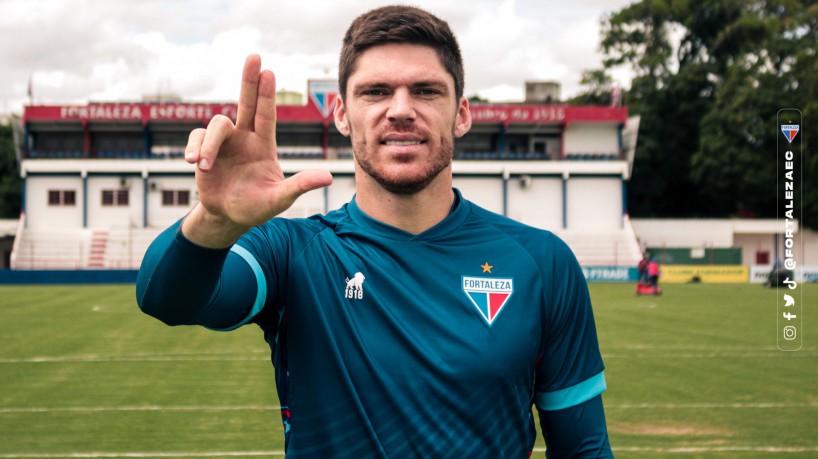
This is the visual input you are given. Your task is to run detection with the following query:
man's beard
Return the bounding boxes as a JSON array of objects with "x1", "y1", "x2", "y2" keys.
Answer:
[{"x1": 352, "y1": 128, "x2": 455, "y2": 195}]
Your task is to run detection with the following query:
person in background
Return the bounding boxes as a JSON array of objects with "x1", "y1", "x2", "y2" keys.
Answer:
[
  {"x1": 647, "y1": 256, "x2": 661, "y2": 292},
  {"x1": 638, "y1": 252, "x2": 649, "y2": 284}
]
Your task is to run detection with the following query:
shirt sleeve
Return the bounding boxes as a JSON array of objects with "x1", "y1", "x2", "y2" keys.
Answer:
[
  {"x1": 136, "y1": 218, "x2": 272, "y2": 331},
  {"x1": 534, "y1": 235, "x2": 607, "y2": 411},
  {"x1": 537, "y1": 395, "x2": 613, "y2": 458}
]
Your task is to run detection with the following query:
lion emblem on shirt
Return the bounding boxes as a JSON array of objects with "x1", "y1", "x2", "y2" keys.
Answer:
[{"x1": 344, "y1": 272, "x2": 366, "y2": 300}]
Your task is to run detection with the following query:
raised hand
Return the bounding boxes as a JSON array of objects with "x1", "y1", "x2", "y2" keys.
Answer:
[{"x1": 182, "y1": 55, "x2": 333, "y2": 248}]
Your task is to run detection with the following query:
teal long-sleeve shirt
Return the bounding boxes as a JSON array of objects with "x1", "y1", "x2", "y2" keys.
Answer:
[{"x1": 137, "y1": 189, "x2": 613, "y2": 458}]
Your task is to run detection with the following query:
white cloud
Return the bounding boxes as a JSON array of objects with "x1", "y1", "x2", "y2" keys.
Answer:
[{"x1": 1, "y1": 0, "x2": 636, "y2": 114}]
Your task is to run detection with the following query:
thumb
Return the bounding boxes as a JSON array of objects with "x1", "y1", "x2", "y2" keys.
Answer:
[{"x1": 277, "y1": 169, "x2": 334, "y2": 207}]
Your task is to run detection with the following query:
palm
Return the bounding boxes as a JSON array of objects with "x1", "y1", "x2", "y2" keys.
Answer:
[{"x1": 196, "y1": 131, "x2": 287, "y2": 227}]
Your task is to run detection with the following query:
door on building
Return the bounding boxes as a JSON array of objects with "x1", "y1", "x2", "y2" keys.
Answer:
[{"x1": 531, "y1": 137, "x2": 548, "y2": 159}]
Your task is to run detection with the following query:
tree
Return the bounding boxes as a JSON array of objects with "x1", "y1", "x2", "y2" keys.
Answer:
[
  {"x1": 0, "y1": 123, "x2": 22, "y2": 218},
  {"x1": 567, "y1": 69, "x2": 615, "y2": 105},
  {"x1": 576, "y1": 0, "x2": 818, "y2": 229}
]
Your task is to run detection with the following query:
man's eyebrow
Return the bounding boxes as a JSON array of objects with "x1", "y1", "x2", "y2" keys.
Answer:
[
  {"x1": 412, "y1": 80, "x2": 450, "y2": 91},
  {"x1": 352, "y1": 79, "x2": 450, "y2": 90},
  {"x1": 412, "y1": 79, "x2": 449, "y2": 87}
]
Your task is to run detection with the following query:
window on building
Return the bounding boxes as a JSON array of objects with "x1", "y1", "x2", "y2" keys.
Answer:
[
  {"x1": 101, "y1": 189, "x2": 129, "y2": 207},
  {"x1": 161, "y1": 190, "x2": 191, "y2": 207},
  {"x1": 47, "y1": 190, "x2": 77, "y2": 206}
]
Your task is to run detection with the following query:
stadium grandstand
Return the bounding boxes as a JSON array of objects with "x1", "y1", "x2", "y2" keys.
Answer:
[{"x1": 11, "y1": 80, "x2": 642, "y2": 270}]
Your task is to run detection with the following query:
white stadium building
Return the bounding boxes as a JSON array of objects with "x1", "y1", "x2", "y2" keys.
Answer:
[{"x1": 13, "y1": 80, "x2": 640, "y2": 272}]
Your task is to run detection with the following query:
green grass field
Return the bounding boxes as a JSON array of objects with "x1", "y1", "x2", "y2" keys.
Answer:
[{"x1": 1, "y1": 282, "x2": 816, "y2": 458}]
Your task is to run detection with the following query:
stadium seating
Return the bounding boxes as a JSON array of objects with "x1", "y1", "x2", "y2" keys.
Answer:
[
  {"x1": 278, "y1": 147, "x2": 325, "y2": 160},
  {"x1": 564, "y1": 152, "x2": 621, "y2": 161},
  {"x1": 556, "y1": 217, "x2": 643, "y2": 267},
  {"x1": 454, "y1": 151, "x2": 551, "y2": 160},
  {"x1": 12, "y1": 226, "x2": 157, "y2": 270}
]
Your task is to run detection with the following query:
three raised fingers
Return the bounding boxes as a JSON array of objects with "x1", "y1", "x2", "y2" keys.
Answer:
[{"x1": 187, "y1": 54, "x2": 276, "y2": 171}]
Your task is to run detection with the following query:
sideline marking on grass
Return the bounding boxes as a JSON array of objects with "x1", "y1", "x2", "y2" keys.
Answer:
[
  {"x1": 0, "y1": 453, "x2": 285, "y2": 458},
  {"x1": 0, "y1": 351, "x2": 268, "y2": 364},
  {"x1": 3, "y1": 447, "x2": 818, "y2": 457},
  {"x1": 603, "y1": 351, "x2": 818, "y2": 358},
  {"x1": 610, "y1": 446, "x2": 818, "y2": 453},
  {"x1": 0, "y1": 405, "x2": 280, "y2": 414},
  {"x1": 4, "y1": 402, "x2": 817, "y2": 415},
  {"x1": 610, "y1": 402, "x2": 818, "y2": 409},
  {"x1": 4, "y1": 347, "x2": 816, "y2": 363}
]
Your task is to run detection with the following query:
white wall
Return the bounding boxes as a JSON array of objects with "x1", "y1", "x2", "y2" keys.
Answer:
[
  {"x1": 22, "y1": 160, "x2": 630, "y2": 233},
  {"x1": 25, "y1": 177, "x2": 84, "y2": 229},
  {"x1": 453, "y1": 177, "x2": 504, "y2": 214},
  {"x1": 145, "y1": 175, "x2": 357, "y2": 224},
  {"x1": 506, "y1": 177, "x2": 563, "y2": 231},
  {"x1": 280, "y1": 186, "x2": 329, "y2": 219},
  {"x1": 631, "y1": 220, "x2": 817, "y2": 268},
  {"x1": 565, "y1": 178, "x2": 622, "y2": 230},
  {"x1": 326, "y1": 175, "x2": 357, "y2": 212},
  {"x1": 631, "y1": 220, "x2": 735, "y2": 248},
  {"x1": 733, "y1": 233, "x2": 777, "y2": 266},
  {"x1": 87, "y1": 176, "x2": 143, "y2": 228},
  {"x1": 563, "y1": 122, "x2": 619, "y2": 154},
  {"x1": 146, "y1": 177, "x2": 198, "y2": 228}
]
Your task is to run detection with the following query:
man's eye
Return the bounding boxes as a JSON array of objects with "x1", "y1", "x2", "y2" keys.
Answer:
[
  {"x1": 417, "y1": 89, "x2": 440, "y2": 96},
  {"x1": 362, "y1": 89, "x2": 387, "y2": 96}
]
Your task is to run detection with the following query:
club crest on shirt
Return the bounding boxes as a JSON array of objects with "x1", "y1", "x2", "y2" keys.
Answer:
[
  {"x1": 461, "y1": 276, "x2": 514, "y2": 326},
  {"x1": 344, "y1": 272, "x2": 366, "y2": 300}
]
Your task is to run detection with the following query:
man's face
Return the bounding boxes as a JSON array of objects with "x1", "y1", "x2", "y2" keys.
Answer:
[{"x1": 334, "y1": 43, "x2": 471, "y2": 194}]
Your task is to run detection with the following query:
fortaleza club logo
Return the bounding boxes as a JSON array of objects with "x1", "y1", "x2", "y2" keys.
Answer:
[
  {"x1": 461, "y1": 276, "x2": 514, "y2": 326},
  {"x1": 781, "y1": 124, "x2": 800, "y2": 143},
  {"x1": 308, "y1": 79, "x2": 339, "y2": 119}
]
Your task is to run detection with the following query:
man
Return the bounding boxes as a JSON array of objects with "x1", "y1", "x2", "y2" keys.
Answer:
[
  {"x1": 637, "y1": 253, "x2": 649, "y2": 284},
  {"x1": 137, "y1": 5, "x2": 613, "y2": 458}
]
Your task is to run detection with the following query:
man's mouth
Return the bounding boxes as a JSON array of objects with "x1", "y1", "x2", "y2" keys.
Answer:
[{"x1": 383, "y1": 140, "x2": 424, "y2": 146}]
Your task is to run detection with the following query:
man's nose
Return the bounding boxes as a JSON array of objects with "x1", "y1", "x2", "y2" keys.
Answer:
[{"x1": 386, "y1": 88, "x2": 416, "y2": 123}]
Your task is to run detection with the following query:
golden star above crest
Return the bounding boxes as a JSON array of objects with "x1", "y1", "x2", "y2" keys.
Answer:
[{"x1": 481, "y1": 262, "x2": 493, "y2": 273}]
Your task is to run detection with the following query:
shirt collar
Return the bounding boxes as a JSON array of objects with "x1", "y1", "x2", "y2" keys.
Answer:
[{"x1": 345, "y1": 188, "x2": 470, "y2": 241}]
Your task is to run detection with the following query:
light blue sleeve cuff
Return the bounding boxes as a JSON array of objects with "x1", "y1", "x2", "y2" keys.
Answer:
[
  {"x1": 206, "y1": 244, "x2": 268, "y2": 332},
  {"x1": 535, "y1": 371, "x2": 607, "y2": 411}
]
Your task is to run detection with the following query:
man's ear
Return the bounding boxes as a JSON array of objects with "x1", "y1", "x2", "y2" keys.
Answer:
[
  {"x1": 334, "y1": 97, "x2": 350, "y2": 137},
  {"x1": 454, "y1": 97, "x2": 472, "y2": 139}
]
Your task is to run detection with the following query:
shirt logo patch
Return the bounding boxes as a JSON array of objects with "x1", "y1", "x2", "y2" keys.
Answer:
[
  {"x1": 461, "y1": 276, "x2": 514, "y2": 326},
  {"x1": 344, "y1": 272, "x2": 366, "y2": 300}
]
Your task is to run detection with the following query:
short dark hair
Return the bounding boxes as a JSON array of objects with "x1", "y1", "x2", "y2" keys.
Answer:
[{"x1": 338, "y1": 5, "x2": 465, "y2": 100}]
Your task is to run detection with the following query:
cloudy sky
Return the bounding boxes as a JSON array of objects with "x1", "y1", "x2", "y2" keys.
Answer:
[{"x1": 1, "y1": 0, "x2": 635, "y2": 115}]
